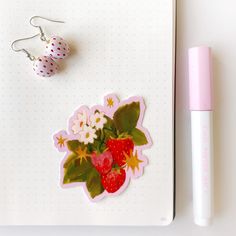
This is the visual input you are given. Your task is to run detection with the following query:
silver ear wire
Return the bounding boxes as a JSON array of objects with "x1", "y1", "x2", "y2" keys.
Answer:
[
  {"x1": 30, "y1": 16, "x2": 65, "y2": 41},
  {"x1": 11, "y1": 34, "x2": 40, "y2": 61}
]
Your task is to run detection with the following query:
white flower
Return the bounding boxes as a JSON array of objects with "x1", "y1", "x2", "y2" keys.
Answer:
[
  {"x1": 71, "y1": 110, "x2": 87, "y2": 134},
  {"x1": 79, "y1": 125, "x2": 97, "y2": 144},
  {"x1": 90, "y1": 112, "x2": 107, "y2": 130}
]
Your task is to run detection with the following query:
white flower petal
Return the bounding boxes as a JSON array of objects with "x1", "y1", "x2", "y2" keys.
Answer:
[
  {"x1": 71, "y1": 110, "x2": 88, "y2": 134},
  {"x1": 78, "y1": 125, "x2": 97, "y2": 144},
  {"x1": 89, "y1": 112, "x2": 107, "y2": 130}
]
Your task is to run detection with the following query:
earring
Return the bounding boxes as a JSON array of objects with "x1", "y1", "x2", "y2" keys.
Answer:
[
  {"x1": 11, "y1": 16, "x2": 70, "y2": 78},
  {"x1": 11, "y1": 34, "x2": 59, "y2": 77},
  {"x1": 30, "y1": 16, "x2": 70, "y2": 60}
]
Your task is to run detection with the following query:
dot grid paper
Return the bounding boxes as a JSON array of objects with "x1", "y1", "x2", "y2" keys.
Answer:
[{"x1": 0, "y1": 0, "x2": 175, "y2": 225}]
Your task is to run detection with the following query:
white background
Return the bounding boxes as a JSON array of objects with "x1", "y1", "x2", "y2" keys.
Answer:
[{"x1": 0, "y1": 0, "x2": 236, "y2": 235}]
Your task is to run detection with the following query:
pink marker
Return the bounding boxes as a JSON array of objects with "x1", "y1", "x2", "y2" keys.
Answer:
[{"x1": 188, "y1": 46, "x2": 213, "y2": 226}]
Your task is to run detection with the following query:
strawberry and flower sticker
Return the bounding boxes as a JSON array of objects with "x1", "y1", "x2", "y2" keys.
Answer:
[{"x1": 53, "y1": 94, "x2": 152, "y2": 201}]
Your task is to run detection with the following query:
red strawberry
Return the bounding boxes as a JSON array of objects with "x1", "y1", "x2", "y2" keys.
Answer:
[
  {"x1": 101, "y1": 168, "x2": 126, "y2": 193},
  {"x1": 91, "y1": 151, "x2": 113, "y2": 174},
  {"x1": 106, "y1": 138, "x2": 134, "y2": 167}
]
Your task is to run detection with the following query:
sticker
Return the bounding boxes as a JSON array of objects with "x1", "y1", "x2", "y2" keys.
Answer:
[{"x1": 53, "y1": 94, "x2": 152, "y2": 202}]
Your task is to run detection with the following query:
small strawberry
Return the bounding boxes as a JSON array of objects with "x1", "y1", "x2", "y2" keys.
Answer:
[
  {"x1": 106, "y1": 138, "x2": 134, "y2": 167},
  {"x1": 101, "y1": 168, "x2": 126, "y2": 193},
  {"x1": 91, "y1": 151, "x2": 113, "y2": 174}
]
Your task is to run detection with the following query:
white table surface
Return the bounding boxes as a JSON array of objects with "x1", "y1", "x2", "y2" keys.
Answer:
[{"x1": 1, "y1": 0, "x2": 235, "y2": 235}]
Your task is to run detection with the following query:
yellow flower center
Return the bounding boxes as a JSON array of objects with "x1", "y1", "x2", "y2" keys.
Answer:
[
  {"x1": 107, "y1": 98, "x2": 114, "y2": 107},
  {"x1": 56, "y1": 135, "x2": 67, "y2": 148},
  {"x1": 86, "y1": 132, "x2": 90, "y2": 138},
  {"x1": 76, "y1": 147, "x2": 90, "y2": 164},
  {"x1": 124, "y1": 151, "x2": 143, "y2": 174},
  {"x1": 96, "y1": 117, "x2": 101, "y2": 123}
]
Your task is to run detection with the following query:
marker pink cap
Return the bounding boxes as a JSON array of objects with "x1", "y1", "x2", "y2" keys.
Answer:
[{"x1": 188, "y1": 46, "x2": 213, "y2": 111}]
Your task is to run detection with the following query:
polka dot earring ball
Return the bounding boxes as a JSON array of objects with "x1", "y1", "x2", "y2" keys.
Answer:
[
  {"x1": 11, "y1": 34, "x2": 58, "y2": 77},
  {"x1": 33, "y1": 56, "x2": 59, "y2": 77},
  {"x1": 30, "y1": 16, "x2": 70, "y2": 60},
  {"x1": 11, "y1": 16, "x2": 70, "y2": 78},
  {"x1": 45, "y1": 36, "x2": 70, "y2": 60}
]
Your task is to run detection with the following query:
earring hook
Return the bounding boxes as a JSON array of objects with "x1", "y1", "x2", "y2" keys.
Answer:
[
  {"x1": 11, "y1": 34, "x2": 40, "y2": 61},
  {"x1": 30, "y1": 16, "x2": 65, "y2": 41}
]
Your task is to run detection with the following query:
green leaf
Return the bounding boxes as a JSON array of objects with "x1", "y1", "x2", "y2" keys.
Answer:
[
  {"x1": 67, "y1": 140, "x2": 81, "y2": 152},
  {"x1": 130, "y1": 128, "x2": 148, "y2": 146},
  {"x1": 67, "y1": 140, "x2": 92, "y2": 155},
  {"x1": 104, "y1": 115, "x2": 116, "y2": 130},
  {"x1": 98, "y1": 142, "x2": 107, "y2": 153},
  {"x1": 63, "y1": 158, "x2": 93, "y2": 184},
  {"x1": 63, "y1": 153, "x2": 78, "y2": 168},
  {"x1": 91, "y1": 139, "x2": 101, "y2": 152},
  {"x1": 63, "y1": 155, "x2": 104, "y2": 198},
  {"x1": 113, "y1": 102, "x2": 140, "y2": 134},
  {"x1": 86, "y1": 168, "x2": 104, "y2": 199},
  {"x1": 103, "y1": 128, "x2": 116, "y2": 141},
  {"x1": 87, "y1": 143, "x2": 95, "y2": 153},
  {"x1": 67, "y1": 174, "x2": 88, "y2": 183},
  {"x1": 103, "y1": 116, "x2": 117, "y2": 138}
]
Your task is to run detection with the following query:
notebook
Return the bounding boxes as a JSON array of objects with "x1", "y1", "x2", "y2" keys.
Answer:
[{"x1": 0, "y1": 0, "x2": 175, "y2": 225}]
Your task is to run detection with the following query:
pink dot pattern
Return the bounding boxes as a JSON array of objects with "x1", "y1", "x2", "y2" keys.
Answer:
[
  {"x1": 45, "y1": 36, "x2": 70, "y2": 60},
  {"x1": 33, "y1": 56, "x2": 58, "y2": 77}
]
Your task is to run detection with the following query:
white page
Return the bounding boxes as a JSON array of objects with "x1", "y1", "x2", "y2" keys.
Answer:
[{"x1": 0, "y1": 0, "x2": 175, "y2": 225}]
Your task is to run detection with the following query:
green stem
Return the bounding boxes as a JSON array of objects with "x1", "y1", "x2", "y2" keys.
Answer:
[
  {"x1": 103, "y1": 127, "x2": 113, "y2": 132},
  {"x1": 103, "y1": 127, "x2": 118, "y2": 138}
]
